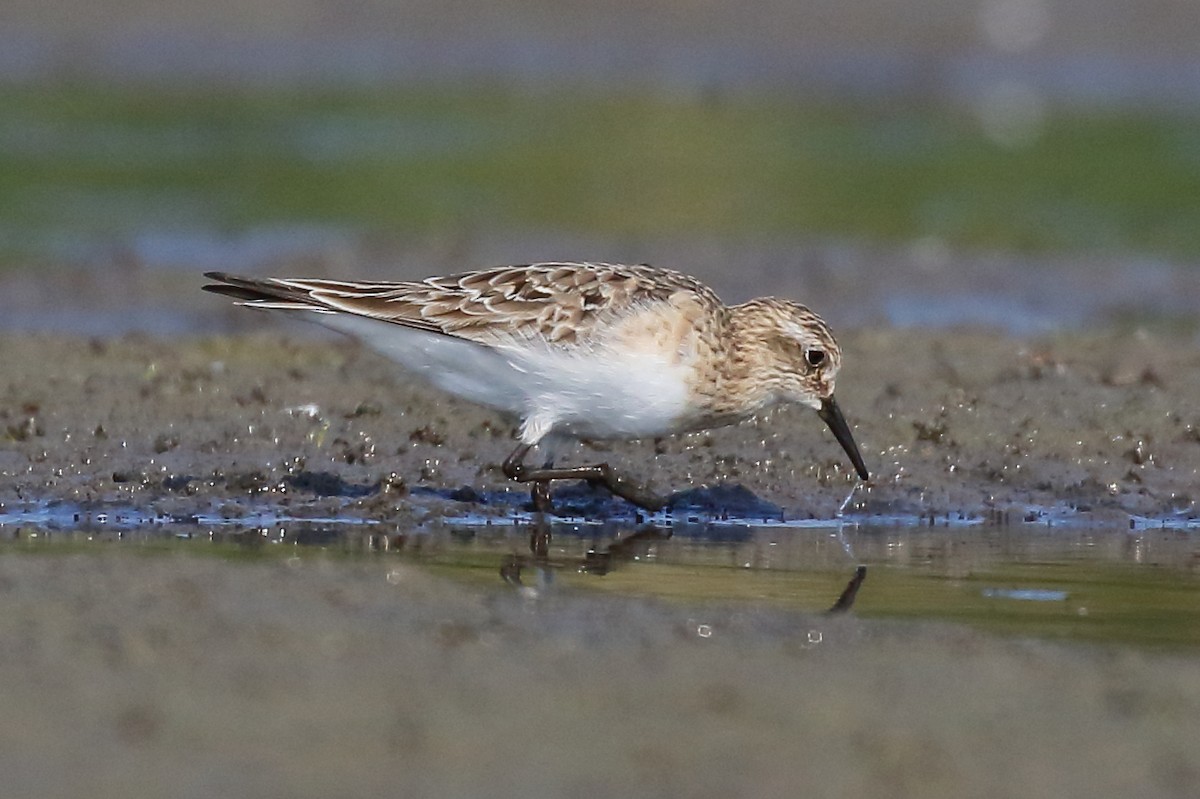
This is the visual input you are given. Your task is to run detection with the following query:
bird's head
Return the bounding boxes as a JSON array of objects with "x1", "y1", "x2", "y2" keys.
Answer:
[{"x1": 734, "y1": 298, "x2": 869, "y2": 481}]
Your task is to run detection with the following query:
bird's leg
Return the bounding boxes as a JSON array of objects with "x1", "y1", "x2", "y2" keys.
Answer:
[
  {"x1": 530, "y1": 480, "x2": 553, "y2": 514},
  {"x1": 502, "y1": 442, "x2": 667, "y2": 512},
  {"x1": 503, "y1": 443, "x2": 554, "y2": 512}
]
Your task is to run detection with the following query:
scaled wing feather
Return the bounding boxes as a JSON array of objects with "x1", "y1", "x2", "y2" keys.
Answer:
[{"x1": 205, "y1": 263, "x2": 718, "y2": 346}]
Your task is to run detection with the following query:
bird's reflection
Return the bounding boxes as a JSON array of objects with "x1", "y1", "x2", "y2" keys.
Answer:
[
  {"x1": 501, "y1": 518, "x2": 671, "y2": 589},
  {"x1": 501, "y1": 515, "x2": 866, "y2": 613},
  {"x1": 828, "y1": 566, "x2": 867, "y2": 614},
  {"x1": 211, "y1": 517, "x2": 866, "y2": 613}
]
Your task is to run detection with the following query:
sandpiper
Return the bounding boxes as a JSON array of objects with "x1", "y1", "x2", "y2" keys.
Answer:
[{"x1": 203, "y1": 262, "x2": 869, "y2": 511}]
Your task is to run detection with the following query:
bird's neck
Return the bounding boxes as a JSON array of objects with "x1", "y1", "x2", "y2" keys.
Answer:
[{"x1": 703, "y1": 302, "x2": 778, "y2": 418}]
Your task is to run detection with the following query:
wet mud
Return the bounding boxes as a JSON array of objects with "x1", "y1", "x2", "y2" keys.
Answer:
[
  {"x1": 2, "y1": 331, "x2": 1200, "y2": 797},
  {"x1": 1, "y1": 329, "x2": 1197, "y2": 525},
  {"x1": 0, "y1": 549, "x2": 1197, "y2": 798}
]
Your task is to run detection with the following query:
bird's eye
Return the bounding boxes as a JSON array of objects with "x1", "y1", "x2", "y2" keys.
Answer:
[{"x1": 805, "y1": 348, "x2": 826, "y2": 368}]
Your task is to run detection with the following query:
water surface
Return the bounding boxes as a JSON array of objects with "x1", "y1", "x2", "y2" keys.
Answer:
[{"x1": 5, "y1": 507, "x2": 1196, "y2": 649}]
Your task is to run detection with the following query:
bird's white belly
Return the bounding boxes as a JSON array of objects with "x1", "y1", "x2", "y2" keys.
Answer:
[
  {"x1": 507, "y1": 342, "x2": 693, "y2": 441},
  {"x1": 299, "y1": 312, "x2": 693, "y2": 441}
]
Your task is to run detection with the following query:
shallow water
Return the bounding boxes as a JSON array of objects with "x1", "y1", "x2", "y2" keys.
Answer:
[{"x1": 5, "y1": 503, "x2": 1196, "y2": 649}]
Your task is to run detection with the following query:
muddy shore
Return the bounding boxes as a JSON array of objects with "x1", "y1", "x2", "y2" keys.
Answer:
[
  {"x1": 1, "y1": 328, "x2": 1197, "y2": 523},
  {"x1": 1, "y1": 330, "x2": 1199, "y2": 797},
  {"x1": 0, "y1": 552, "x2": 1195, "y2": 799}
]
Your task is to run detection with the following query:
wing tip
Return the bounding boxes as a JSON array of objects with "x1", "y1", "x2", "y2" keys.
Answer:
[{"x1": 202, "y1": 272, "x2": 308, "y2": 305}]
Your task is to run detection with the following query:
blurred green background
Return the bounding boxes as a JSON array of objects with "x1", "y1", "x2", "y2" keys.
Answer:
[
  {"x1": 3, "y1": 84, "x2": 1199, "y2": 260},
  {"x1": 1, "y1": 0, "x2": 1198, "y2": 328}
]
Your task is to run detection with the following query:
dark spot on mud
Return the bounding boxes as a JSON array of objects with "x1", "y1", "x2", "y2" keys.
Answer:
[
  {"x1": 346, "y1": 402, "x2": 382, "y2": 418},
  {"x1": 668, "y1": 483, "x2": 782, "y2": 518},
  {"x1": 225, "y1": 471, "x2": 270, "y2": 492},
  {"x1": 913, "y1": 419, "x2": 948, "y2": 444},
  {"x1": 161, "y1": 474, "x2": 193, "y2": 492},
  {"x1": 380, "y1": 473, "x2": 408, "y2": 496},
  {"x1": 153, "y1": 434, "x2": 179, "y2": 453},
  {"x1": 334, "y1": 436, "x2": 376, "y2": 464},
  {"x1": 236, "y1": 386, "x2": 269, "y2": 406},
  {"x1": 6, "y1": 416, "x2": 43, "y2": 441},
  {"x1": 409, "y1": 425, "x2": 445, "y2": 445},
  {"x1": 467, "y1": 419, "x2": 507, "y2": 439},
  {"x1": 1125, "y1": 437, "x2": 1155, "y2": 466},
  {"x1": 448, "y1": 485, "x2": 483, "y2": 503},
  {"x1": 286, "y1": 471, "x2": 377, "y2": 497}
]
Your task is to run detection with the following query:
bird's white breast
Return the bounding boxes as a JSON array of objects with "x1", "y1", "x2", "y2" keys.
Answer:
[{"x1": 507, "y1": 340, "x2": 693, "y2": 441}]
